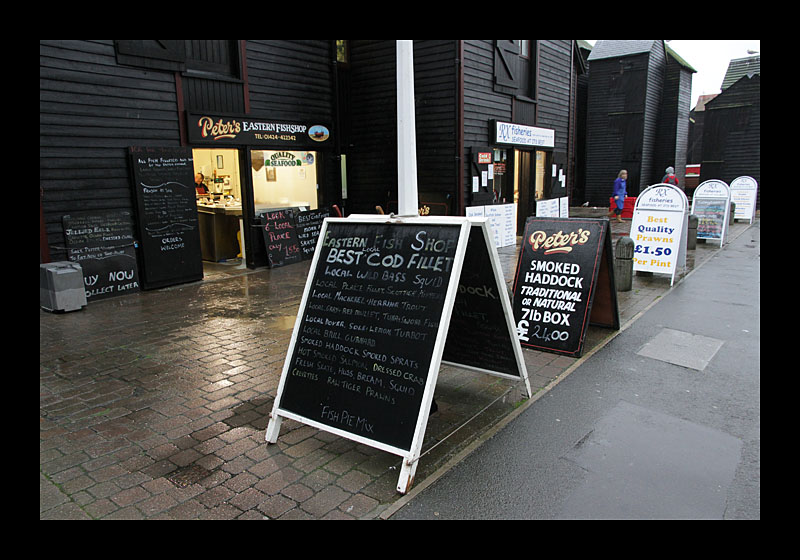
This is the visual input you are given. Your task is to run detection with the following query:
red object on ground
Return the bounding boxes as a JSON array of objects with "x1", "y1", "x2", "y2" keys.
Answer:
[{"x1": 609, "y1": 196, "x2": 636, "y2": 219}]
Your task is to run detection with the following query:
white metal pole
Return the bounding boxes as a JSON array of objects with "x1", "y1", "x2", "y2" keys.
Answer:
[{"x1": 396, "y1": 40, "x2": 419, "y2": 216}]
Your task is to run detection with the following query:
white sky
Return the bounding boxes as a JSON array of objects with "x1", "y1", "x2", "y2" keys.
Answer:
[{"x1": 586, "y1": 40, "x2": 760, "y2": 108}]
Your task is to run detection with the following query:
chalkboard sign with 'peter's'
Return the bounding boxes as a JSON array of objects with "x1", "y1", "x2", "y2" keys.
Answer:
[
  {"x1": 512, "y1": 217, "x2": 618, "y2": 357},
  {"x1": 129, "y1": 146, "x2": 203, "y2": 289},
  {"x1": 274, "y1": 218, "x2": 466, "y2": 452}
]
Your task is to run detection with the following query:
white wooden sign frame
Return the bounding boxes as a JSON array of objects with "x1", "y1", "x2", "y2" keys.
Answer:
[
  {"x1": 265, "y1": 214, "x2": 528, "y2": 494},
  {"x1": 442, "y1": 218, "x2": 532, "y2": 397},
  {"x1": 730, "y1": 176, "x2": 758, "y2": 224},
  {"x1": 630, "y1": 183, "x2": 689, "y2": 286}
]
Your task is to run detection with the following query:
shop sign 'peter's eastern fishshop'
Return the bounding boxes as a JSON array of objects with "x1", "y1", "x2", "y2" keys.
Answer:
[{"x1": 187, "y1": 113, "x2": 331, "y2": 148}]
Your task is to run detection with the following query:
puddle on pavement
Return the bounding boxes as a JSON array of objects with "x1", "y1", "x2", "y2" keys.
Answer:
[{"x1": 265, "y1": 315, "x2": 298, "y2": 330}]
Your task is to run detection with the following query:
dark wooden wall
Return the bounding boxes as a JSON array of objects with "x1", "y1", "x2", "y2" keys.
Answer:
[
  {"x1": 344, "y1": 40, "x2": 458, "y2": 215},
  {"x1": 584, "y1": 44, "x2": 667, "y2": 205},
  {"x1": 40, "y1": 40, "x2": 181, "y2": 261},
  {"x1": 40, "y1": 40, "x2": 337, "y2": 262},
  {"x1": 700, "y1": 74, "x2": 760, "y2": 208},
  {"x1": 653, "y1": 56, "x2": 692, "y2": 185}
]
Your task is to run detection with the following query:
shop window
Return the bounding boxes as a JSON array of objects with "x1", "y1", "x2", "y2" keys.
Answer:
[
  {"x1": 250, "y1": 150, "x2": 319, "y2": 212},
  {"x1": 192, "y1": 148, "x2": 242, "y2": 200}
]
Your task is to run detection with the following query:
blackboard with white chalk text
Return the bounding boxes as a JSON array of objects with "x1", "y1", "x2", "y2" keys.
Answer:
[
  {"x1": 512, "y1": 217, "x2": 619, "y2": 357},
  {"x1": 129, "y1": 146, "x2": 203, "y2": 289}
]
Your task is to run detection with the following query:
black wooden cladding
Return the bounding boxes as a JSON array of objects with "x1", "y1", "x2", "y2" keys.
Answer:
[
  {"x1": 700, "y1": 75, "x2": 760, "y2": 209},
  {"x1": 40, "y1": 40, "x2": 181, "y2": 261},
  {"x1": 247, "y1": 40, "x2": 334, "y2": 122},
  {"x1": 653, "y1": 56, "x2": 692, "y2": 185},
  {"x1": 343, "y1": 40, "x2": 458, "y2": 215},
  {"x1": 40, "y1": 40, "x2": 336, "y2": 262},
  {"x1": 41, "y1": 40, "x2": 586, "y2": 264},
  {"x1": 584, "y1": 43, "x2": 666, "y2": 206}
]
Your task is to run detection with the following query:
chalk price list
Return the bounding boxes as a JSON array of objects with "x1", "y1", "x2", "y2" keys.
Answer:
[{"x1": 280, "y1": 224, "x2": 460, "y2": 449}]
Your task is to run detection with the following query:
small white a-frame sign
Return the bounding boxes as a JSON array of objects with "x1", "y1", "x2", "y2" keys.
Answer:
[{"x1": 265, "y1": 214, "x2": 529, "y2": 494}]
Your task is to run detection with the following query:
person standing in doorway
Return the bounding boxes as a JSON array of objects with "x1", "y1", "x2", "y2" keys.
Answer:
[{"x1": 611, "y1": 169, "x2": 627, "y2": 223}]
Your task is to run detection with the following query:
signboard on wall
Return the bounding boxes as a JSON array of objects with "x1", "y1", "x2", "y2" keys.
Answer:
[
  {"x1": 187, "y1": 112, "x2": 332, "y2": 148},
  {"x1": 492, "y1": 120, "x2": 555, "y2": 148}
]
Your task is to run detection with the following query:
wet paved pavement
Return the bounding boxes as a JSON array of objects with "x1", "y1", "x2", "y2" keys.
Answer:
[{"x1": 40, "y1": 214, "x2": 756, "y2": 519}]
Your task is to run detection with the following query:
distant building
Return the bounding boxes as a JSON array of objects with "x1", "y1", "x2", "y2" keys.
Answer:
[
  {"x1": 583, "y1": 40, "x2": 694, "y2": 206},
  {"x1": 699, "y1": 55, "x2": 760, "y2": 208}
]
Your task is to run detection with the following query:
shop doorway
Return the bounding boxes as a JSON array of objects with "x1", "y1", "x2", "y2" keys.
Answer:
[
  {"x1": 193, "y1": 148, "x2": 245, "y2": 275},
  {"x1": 191, "y1": 147, "x2": 322, "y2": 273},
  {"x1": 512, "y1": 149, "x2": 549, "y2": 235}
]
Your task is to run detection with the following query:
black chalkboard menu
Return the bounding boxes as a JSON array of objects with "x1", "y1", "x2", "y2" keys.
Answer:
[
  {"x1": 295, "y1": 208, "x2": 331, "y2": 259},
  {"x1": 512, "y1": 217, "x2": 619, "y2": 357},
  {"x1": 128, "y1": 146, "x2": 203, "y2": 290},
  {"x1": 272, "y1": 218, "x2": 468, "y2": 453},
  {"x1": 442, "y1": 222, "x2": 527, "y2": 384},
  {"x1": 260, "y1": 209, "x2": 303, "y2": 267},
  {"x1": 63, "y1": 210, "x2": 140, "y2": 302}
]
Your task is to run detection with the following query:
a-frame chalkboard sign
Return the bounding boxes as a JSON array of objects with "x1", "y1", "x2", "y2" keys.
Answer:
[
  {"x1": 512, "y1": 217, "x2": 619, "y2": 358},
  {"x1": 266, "y1": 215, "x2": 529, "y2": 494},
  {"x1": 129, "y1": 146, "x2": 203, "y2": 290}
]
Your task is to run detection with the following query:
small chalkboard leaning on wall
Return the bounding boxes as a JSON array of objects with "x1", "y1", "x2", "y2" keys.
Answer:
[
  {"x1": 512, "y1": 217, "x2": 619, "y2": 358},
  {"x1": 260, "y1": 209, "x2": 302, "y2": 267},
  {"x1": 63, "y1": 210, "x2": 140, "y2": 302},
  {"x1": 129, "y1": 146, "x2": 203, "y2": 290},
  {"x1": 295, "y1": 207, "x2": 331, "y2": 259},
  {"x1": 266, "y1": 215, "x2": 529, "y2": 494}
]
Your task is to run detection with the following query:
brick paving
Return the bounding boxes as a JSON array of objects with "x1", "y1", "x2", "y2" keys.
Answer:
[{"x1": 40, "y1": 216, "x2": 756, "y2": 519}]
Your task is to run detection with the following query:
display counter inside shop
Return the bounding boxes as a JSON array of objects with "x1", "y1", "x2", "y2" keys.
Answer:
[{"x1": 197, "y1": 198, "x2": 242, "y2": 262}]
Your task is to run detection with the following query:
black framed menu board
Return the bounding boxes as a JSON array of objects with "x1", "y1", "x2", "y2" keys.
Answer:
[
  {"x1": 63, "y1": 210, "x2": 140, "y2": 302},
  {"x1": 266, "y1": 215, "x2": 473, "y2": 494},
  {"x1": 128, "y1": 146, "x2": 203, "y2": 289},
  {"x1": 512, "y1": 217, "x2": 619, "y2": 358},
  {"x1": 274, "y1": 219, "x2": 465, "y2": 451}
]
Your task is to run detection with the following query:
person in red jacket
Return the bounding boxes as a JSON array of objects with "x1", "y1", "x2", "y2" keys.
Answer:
[{"x1": 662, "y1": 166, "x2": 678, "y2": 186}]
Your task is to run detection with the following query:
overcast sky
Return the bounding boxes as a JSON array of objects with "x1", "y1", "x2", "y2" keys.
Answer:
[{"x1": 586, "y1": 40, "x2": 761, "y2": 108}]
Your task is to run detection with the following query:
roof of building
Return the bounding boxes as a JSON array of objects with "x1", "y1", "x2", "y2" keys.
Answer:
[
  {"x1": 721, "y1": 55, "x2": 760, "y2": 90},
  {"x1": 587, "y1": 40, "x2": 657, "y2": 61},
  {"x1": 692, "y1": 93, "x2": 719, "y2": 112}
]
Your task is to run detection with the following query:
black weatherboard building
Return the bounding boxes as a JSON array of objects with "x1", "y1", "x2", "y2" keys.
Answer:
[
  {"x1": 583, "y1": 40, "x2": 694, "y2": 205},
  {"x1": 699, "y1": 56, "x2": 760, "y2": 208},
  {"x1": 41, "y1": 40, "x2": 587, "y2": 288}
]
